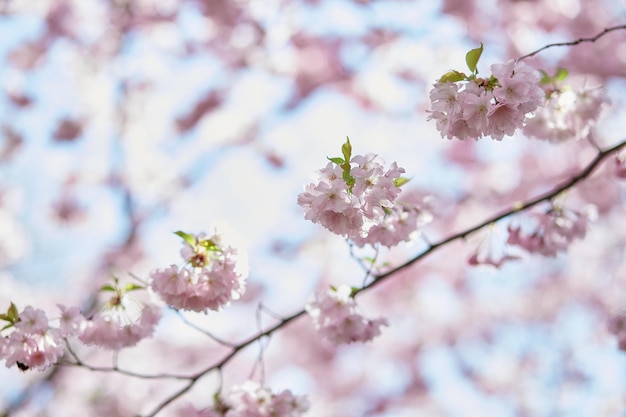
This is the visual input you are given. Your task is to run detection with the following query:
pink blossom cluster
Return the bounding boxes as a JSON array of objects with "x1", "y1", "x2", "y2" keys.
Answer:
[
  {"x1": 224, "y1": 381, "x2": 309, "y2": 417},
  {"x1": 429, "y1": 60, "x2": 544, "y2": 141},
  {"x1": 507, "y1": 207, "x2": 590, "y2": 257},
  {"x1": 306, "y1": 284, "x2": 388, "y2": 345},
  {"x1": 78, "y1": 305, "x2": 161, "y2": 350},
  {"x1": 0, "y1": 300, "x2": 162, "y2": 370},
  {"x1": 298, "y1": 154, "x2": 421, "y2": 247},
  {"x1": 0, "y1": 306, "x2": 65, "y2": 371},
  {"x1": 150, "y1": 232, "x2": 246, "y2": 312},
  {"x1": 180, "y1": 380, "x2": 309, "y2": 417},
  {"x1": 523, "y1": 84, "x2": 609, "y2": 142}
]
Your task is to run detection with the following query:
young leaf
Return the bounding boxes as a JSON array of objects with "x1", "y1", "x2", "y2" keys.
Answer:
[
  {"x1": 199, "y1": 239, "x2": 220, "y2": 251},
  {"x1": 438, "y1": 70, "x2": 466, "y2": 83},
  {"x1": 539, "y1": 69, "x2": 551, "y2": 84},
  {"x1": 342, "y1": 137, "x2": 352, "y2": 163},
  {"x1": 465, "y1": 43, "x2": 484, "y2": 74},
  {"x1": 174, "y1": 230, "x2": 196, "y2": 247},
  {"x1": 349, "y1": 286, "x2": 360, "y2": 297},
  {"x1": 327, "y1": 157, "x2": 344, "y2": 165},
  {"x1": 100, "y1": 284, "x2": 116, "y2": 292},
  {"x1": 363, "y1": 257, "x2": 376, "y2": 264},
  {"x1": 7, "y1": 302, "x2": 18, "y2": 322},
  {"x1": 555, "y1": 67, "x2": 569, "y2": 82},
  {"x1": 393, "y1": 177, "x2": 411, "y2": 187},
  {"x1": 124, "y1": 283, "x2": 145, "y2": 292}
]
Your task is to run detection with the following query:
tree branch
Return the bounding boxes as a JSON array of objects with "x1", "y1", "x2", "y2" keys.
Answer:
[
  {"x1": 142, "y1": 138, "x2": 626, "y2": 416},
  {"x1": 517, "y1": 24, "x2": 626, "y2": 61}
]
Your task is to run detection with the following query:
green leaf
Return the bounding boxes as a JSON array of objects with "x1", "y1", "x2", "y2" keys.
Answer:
[
  {"x1": 100, "y1": 284, "x2": 116, "y2": 292},
  {"x1": 554, "y1": 68, "x2": 568, "y2": 82},
  {"x1": 341, "y1": 137, "x2": 352, "y2": 163},
  {"x1": 124, "y1": 283, "x2": 145, "y2": 292},
  {"x1": 539, "y1": 69, "x2": 550, "y2": 84},
  {"x1": 198, "y1": 239, "x2": 216, "y2": 248},
  {"x1": 174, "y1": 230, "x2": 196, "y2": 247},
  {"x1": 1, "y1": 322, "x2": 14, "y2": 331},
  {"x1": 7, "y1": 303, "x2": 18, "y2": 322},
  {"x1": 438, "y1": 70, "x2": 466, "y2": 83},
  {"x1": 393, "y1": 177, "x2": 411, "y2": 187},
  {"x1": 342, "y1": 170, "x2": 355, "y2": 189},
  {"x1": 327, "y1": 157, "x2": 344, "y2": 165},
  {"x1": 349, "y1": 286, "x2": 359, "y2": 297},
  {"x1": 465, "y1": 43, "x2": 484, "y2": 74}
]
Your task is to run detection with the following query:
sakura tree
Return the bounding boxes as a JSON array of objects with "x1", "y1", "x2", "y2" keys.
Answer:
[{"x1": 1, "y1": 1, "x2": 626, "y2": 416}]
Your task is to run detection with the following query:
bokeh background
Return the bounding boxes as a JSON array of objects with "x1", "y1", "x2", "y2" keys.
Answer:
[{"x1": 2, "y1": 0, "x2": 626, "y2": 416}]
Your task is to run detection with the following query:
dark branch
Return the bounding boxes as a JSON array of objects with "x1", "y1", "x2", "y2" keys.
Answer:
[
  {"x1": 517, "y1": 24, "x2": 626, "y2": 61},
  {"x1": 142, "y1": 138, "x2": 626, "y2": 417}
]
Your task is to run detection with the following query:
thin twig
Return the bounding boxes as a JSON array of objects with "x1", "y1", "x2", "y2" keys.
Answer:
[
  {"x1": 142, "y1": 138, "x2": 626, "y2": 417},
  {"x1": 61, "y1": 341, "x2": 193, "y2": 380},
  {"x1": 359, "y1": 138, "x2": 626, "y2": 294},
  {"x1": 517, "y1": 24, "x2": 626, "y2": 61},
  {"x1": 174, "y1": 310, "x2": 237, "y2": 348}
]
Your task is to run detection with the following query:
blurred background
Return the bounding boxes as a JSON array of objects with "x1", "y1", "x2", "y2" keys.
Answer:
[{"x1": 2, "y1": 0, "x2": 626, "y2": 416}]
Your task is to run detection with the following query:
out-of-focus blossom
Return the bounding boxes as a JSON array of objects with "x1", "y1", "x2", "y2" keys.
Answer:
[
  {"x1": 306, "y1": 284, "x2": 388, "y2": 345},
  {"x1": 507, "y1": 206, "x2": 591, "y2": 257}
]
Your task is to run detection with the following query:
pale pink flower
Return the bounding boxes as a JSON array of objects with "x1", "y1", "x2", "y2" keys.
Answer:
[
  {"x1": 57, "y1": 304, "x2": 83, "y2": 337},
  {"x1": 306, "y1": 285, "x2": 388, "y2": 345},
  {"x1": 461, "y1": 90, "x2": 492, "y2": 134},
  {"x1": 2, "y1": 327, "x2": 64, "y2": 371},
  {"x1": 429, "y1": 81, "x2": 461, "y2": 114},
  {"x1": 15, "y1": 306, "x2": 48, "y2": 334},
  {"x1": 299, "y1": 150, "x2": 423, "y2": 247},
  {"x1": 429, "y1": 59, "x2": 544, "y2": 141},
  {"x1": 78, "y1": 305, "x2": 161, "y2": 350},
  {"x1": 225, "y1": 381, "x2": 309, "y2": 417},
  {"x1": 150, "y1": 237, "x2": 246, "y2": 312},
  {"x1": 507, "y1": 207, "x2": 589, "y2": 257},
  {"x1": 486, "y1": 101, "x2": 525, "y2": 140},
  {"x1": 524, "y1": 85, "x2": 609, "y2": 143}
]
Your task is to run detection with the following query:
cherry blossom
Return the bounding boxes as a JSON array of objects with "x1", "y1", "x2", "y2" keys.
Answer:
[
  {"x1": 429, "y1": 58, "x2": 545, "y2": 141},
  {"x1": 0, "y1": 306, "x2": 64, "y2": 371},
  {"x1": 507, "y1": 206, "x2": 591, "y2": 257},
  {"x1": 298, "y1": 140, "x2": 425, "y2": 247},
  {"x1": 523, "y1": 69, "x2": 610, "y2": 143},
  {"x1": 306, "y1": 284, "x2": 388, "y2": 345},
  {"x1": 78, "y1": 304, "x2": 161, "y2": 351},
  {"x1": 149, "y1": 232, "x2": 246, "y2": 312},
  {"x1": 224, "y1": 381, "x2": 309, "y2": 417}
]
